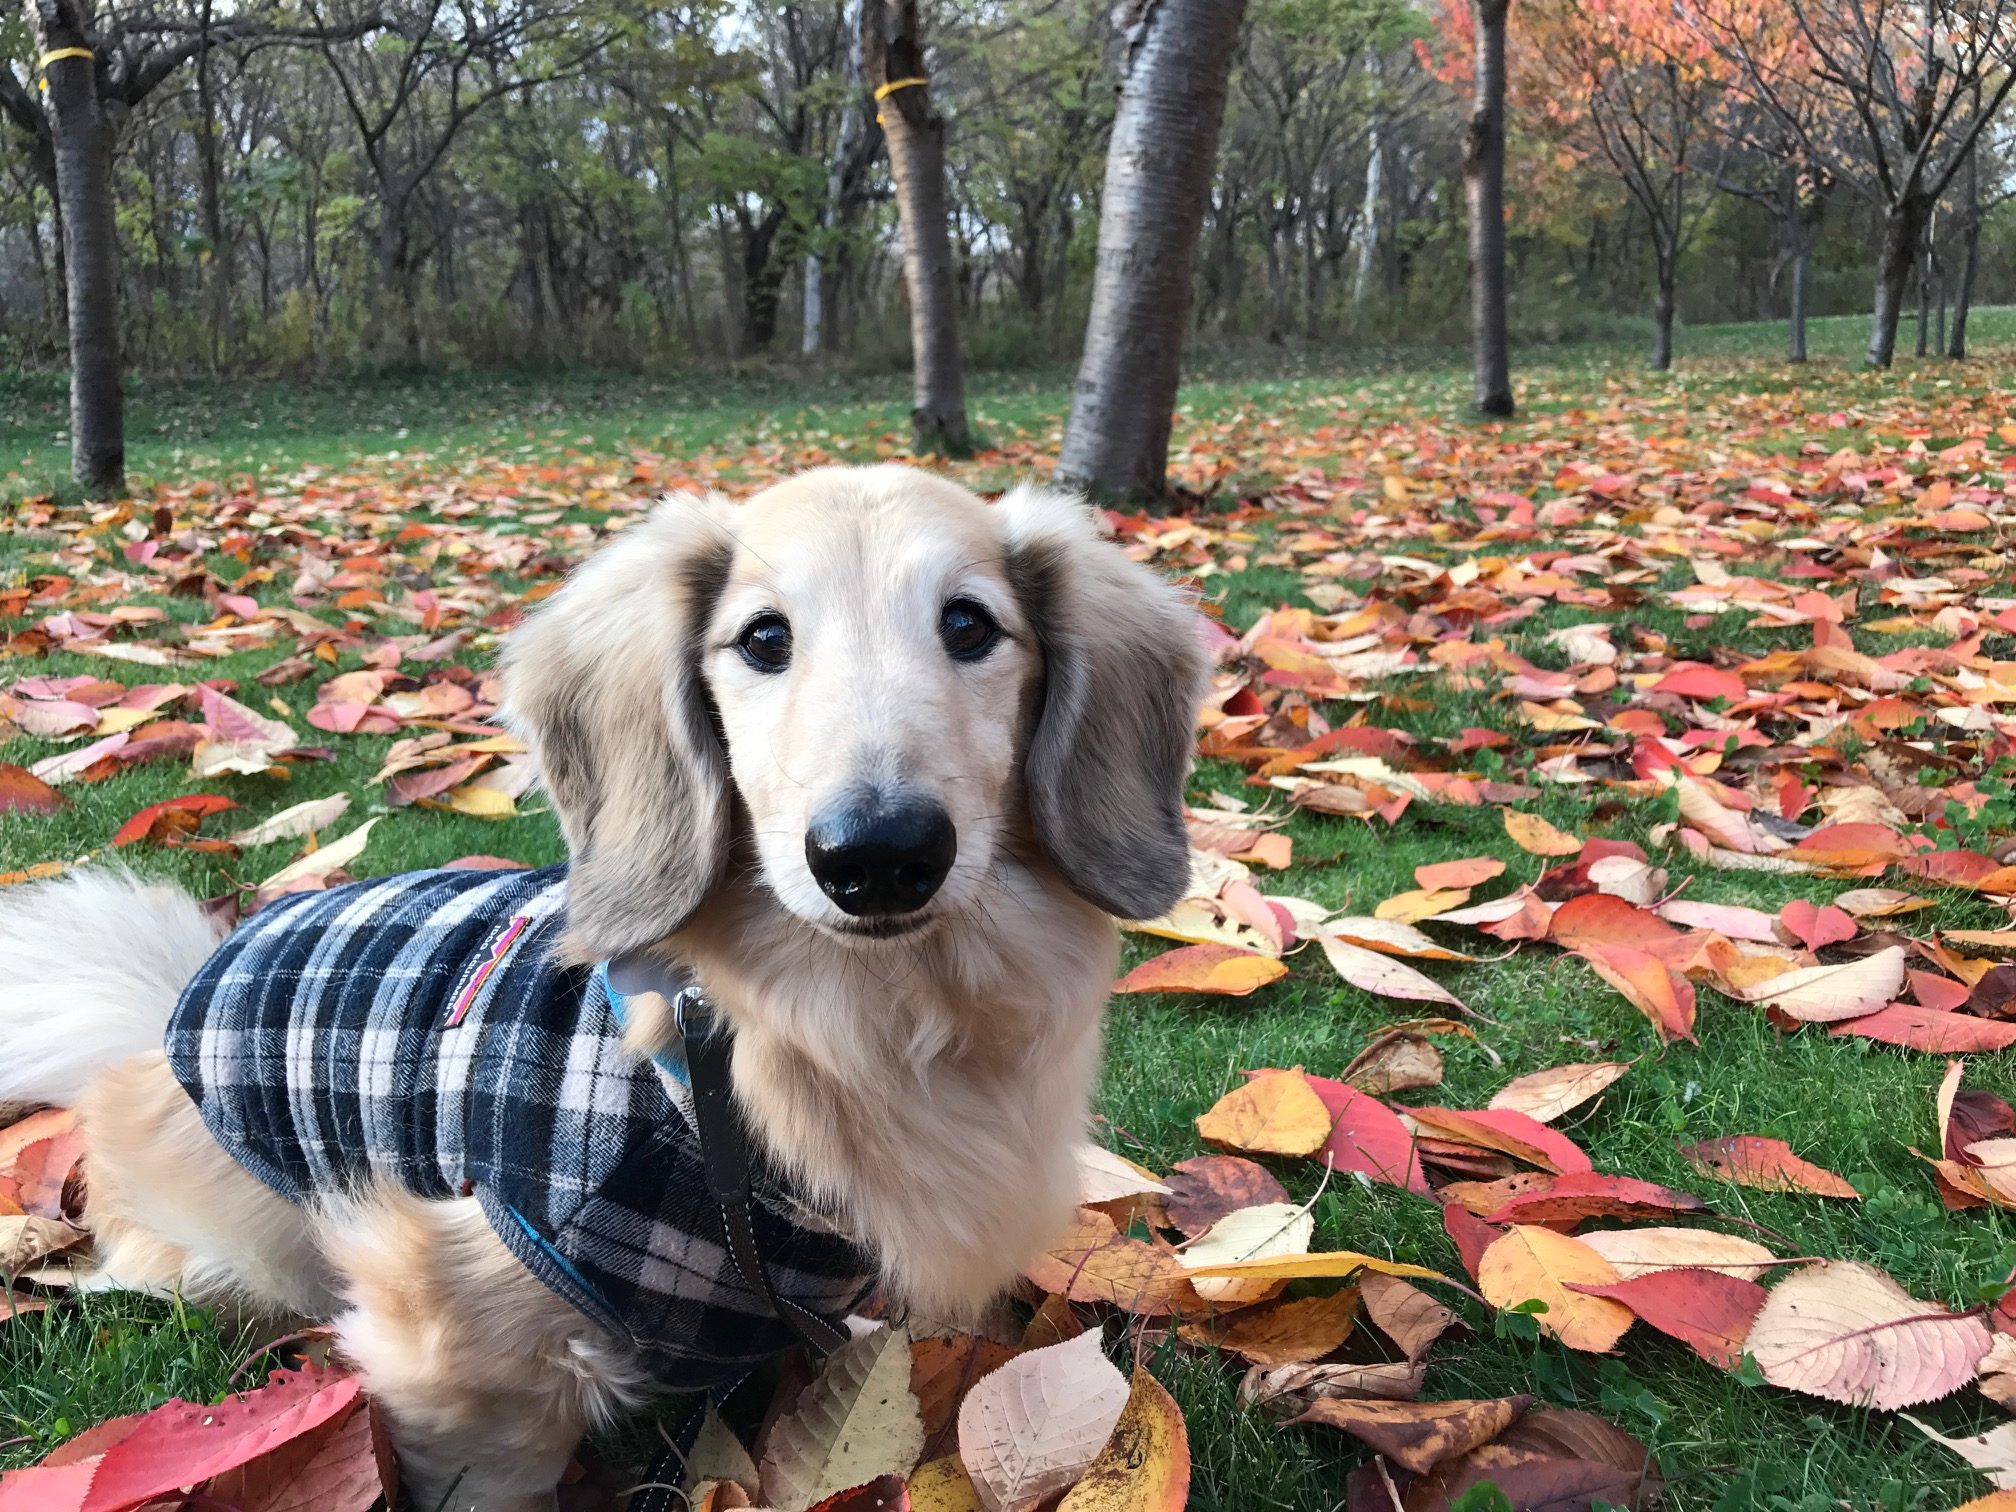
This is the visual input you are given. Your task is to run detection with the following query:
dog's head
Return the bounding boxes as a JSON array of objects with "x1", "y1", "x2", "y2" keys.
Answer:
[{"x1": 503, "y1": 465, "x2": 1206, "y2": 958}]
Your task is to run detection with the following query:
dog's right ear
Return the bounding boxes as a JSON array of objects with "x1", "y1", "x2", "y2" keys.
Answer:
[{"x1": 502, "y1": 494, "x2": 736, "y2": 958}]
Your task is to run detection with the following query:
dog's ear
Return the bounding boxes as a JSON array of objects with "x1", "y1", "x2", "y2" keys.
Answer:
[
  {"x1": 998, "y1": 484, "x2": 1207, "y2": 920},
  {"x1": 502, "y1": 494, "x2": 736, "y2": 957}
]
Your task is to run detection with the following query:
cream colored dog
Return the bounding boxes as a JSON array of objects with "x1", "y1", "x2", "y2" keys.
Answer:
[{"x1": 0, "y1": 466, "x2": 1206, "y2": 1511}]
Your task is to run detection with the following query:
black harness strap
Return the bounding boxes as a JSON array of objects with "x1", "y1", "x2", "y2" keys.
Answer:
[
  {"x1": 628, "y1": 986, "x2": 849, "y2": 1512},
  {"x1": 674, "y1": 986, "x2": 852, "y2": 1357}
]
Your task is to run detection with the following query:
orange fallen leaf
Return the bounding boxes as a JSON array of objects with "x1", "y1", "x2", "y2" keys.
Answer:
[
  {"x1": 1679, "y1": 1135, "x2": 1860, "y2": 1198},
  {"x1": 1112, "y1": 944, "x2": 1286, "y2": 997},
  {"x1": 1415, "y1": 856, "x2": 1505, "y2": 890}
]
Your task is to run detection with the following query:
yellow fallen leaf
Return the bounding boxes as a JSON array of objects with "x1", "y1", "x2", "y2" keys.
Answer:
[
  {"x1": 1195, "y1": 1070, "x2": 1332, "y2": 1158},
  {"x1": 1376, "y1": 887, "x2": 1470, "y2": 923},
  {"x1": 1476, "y1": 1226, "x2": 1634, "y2": 1352},
  {"x1": 440, "y1": 783, "x2": 518, "y2": 819},
  {"x1": 1503, "y1": 808, "x2": 1582, "y2": 856}
]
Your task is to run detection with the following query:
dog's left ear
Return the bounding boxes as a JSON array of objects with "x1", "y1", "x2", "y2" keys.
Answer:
[
  {"x1": 502, "y1": 494, "x2": 736, "y2": 958},
  {"x1": 998, "y1": 484, "x2": 1207, "y2": 920}
]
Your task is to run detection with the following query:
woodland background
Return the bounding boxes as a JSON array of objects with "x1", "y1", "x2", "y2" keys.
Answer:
[{"x1": 3, "y1": 0, "x2": 2012, "y2": 386}]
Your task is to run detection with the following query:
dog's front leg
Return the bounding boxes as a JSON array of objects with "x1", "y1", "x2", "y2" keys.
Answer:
[{"x1": 317, "y1": 1188, "x2": 644, "y2": 1512}]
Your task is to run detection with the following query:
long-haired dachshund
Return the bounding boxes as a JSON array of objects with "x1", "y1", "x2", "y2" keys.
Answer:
[{"x1": 0, "y1": 466, "x2": 1206, "y2": 1510}]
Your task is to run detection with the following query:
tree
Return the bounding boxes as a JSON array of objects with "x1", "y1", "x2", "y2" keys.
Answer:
[
  {"x1": 1463, "y1": 0, "x2": 1511, "y2": 412},
  {"x1": 1720, "y1": 0, "x2": 2016, "y2": 367},
  {"x1": 22, "y1": 1, "x2": 122, "y2": 494},
  {"x1": 1057, "y1": 0, "x2": 1247, "y2": 500},
  {"x1": 863, "y1": 0, "x2": 969, "y2": 454}
]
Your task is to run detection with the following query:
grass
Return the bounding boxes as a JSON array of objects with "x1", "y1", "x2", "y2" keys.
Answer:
[{"x1": 5, "y1": 310, "x2": 2016, "y2": 1509}]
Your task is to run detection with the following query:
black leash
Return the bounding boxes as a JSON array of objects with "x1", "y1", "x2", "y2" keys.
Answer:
[{"x1": 628, "y1": 985, "x2": 847, "y2": 1512}]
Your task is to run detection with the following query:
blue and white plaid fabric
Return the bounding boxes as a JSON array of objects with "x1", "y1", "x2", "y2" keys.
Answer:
[{"x1": 165, "y1": 865, "x2": 873, "y2": 1389}]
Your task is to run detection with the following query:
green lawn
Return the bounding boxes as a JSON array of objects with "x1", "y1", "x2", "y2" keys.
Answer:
[{"x1": 6, "y1": 314, "x2": 2016, "y2": 1510}]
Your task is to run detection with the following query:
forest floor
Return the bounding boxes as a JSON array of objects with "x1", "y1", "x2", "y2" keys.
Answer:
[{"x1": 4, "y1": 309, "x2": 2016, "y2": 1511}]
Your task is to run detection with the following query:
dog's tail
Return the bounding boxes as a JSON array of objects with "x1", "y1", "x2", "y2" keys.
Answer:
[{"x1": 0, "y1": 868, "x2": 224, "y2": 1107}]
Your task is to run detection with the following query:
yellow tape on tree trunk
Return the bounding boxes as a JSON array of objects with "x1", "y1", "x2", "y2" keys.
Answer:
[
  {"x1": 873, "y1": 76, "x2": 928, "y2": 127},
  {"x1": 39, "y1": 47, "x2": 95, "y2": 67}
]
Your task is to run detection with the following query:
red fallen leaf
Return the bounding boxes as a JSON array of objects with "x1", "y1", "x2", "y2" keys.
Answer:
[
  {"x1": 0, "y1": 764, "x2": 68, "y2": 815},
  {"x1": 1484, "y1": 1172, "x2": 1707, "y2": 1226},
  {"x1": 1943, "y1": 1084, "x2": 2014, "y2": 1165},
  {"x1": 1829, "y1": 1004, "x2": 2016, "y2": 1054},
  {"x1": 1549, "y1": 893, "x2": 1681, "y2": 953},
  {"x1": 0, "y1": 1366, "x2": 360, "y2": 1512},
  {"x1": 1535, "y1": 839, "x2": 1650, "y2": 902},
  {"x1": 1113, "y1": 944, "x2": 1287, "y2": 997},
  {"x1": 805, "y1": 1478, "x2": 909, "y2": 1512},
  {"x1": 202, "y1": 1396, "x2": 391, "y2": 1512},
  {"x1": 1304, "y1": 1075, "x2": 1430, "y2": 1194},
  {"x1": 109, "y1": 720, "x2": 207, "y2": 772},
  {"x1": 111, "y1": 793, "x2": 239, "y2": 848},
  {"x1": 1911, "y1": 971, "x2": 1972, "y2": 1013},
  {"x1": 1566, "y1": 1270, "x2": 1767, "y2": 1368},
  {"x1": 1575, "y1": 943, "x2": 1698, "y2": 1043},
  {"x1": 1653, "y1": 663, "x2": 1747, "y2": 702},
  {"x1": 1415, "y1": 856, "x2": 1505, "y2": 891},
  {"x1": 1779, "y1": 900, "x2": 1856, "y2": 951},
  {"x1": 1410, "y1": 1106, "x2": 1593, "y2": 1175},
  {"x1": 1163, "y1": 1156, "x2": 1290, "y2": 1237},
  {"x1": 1442, "y1": 1203, "x2": 1502, "y2": 1283},
  {"x1": 1679, "y1": 1136, "x2": 1860, "y2": 1199},
  {"x1": 1899, "y1": 849, "x2": 2003, "y2": 886}
]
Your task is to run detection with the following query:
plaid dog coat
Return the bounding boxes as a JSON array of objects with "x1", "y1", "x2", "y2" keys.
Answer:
[{"x1": 164, "y1": 865, "x2": 873, "y2": 1389}]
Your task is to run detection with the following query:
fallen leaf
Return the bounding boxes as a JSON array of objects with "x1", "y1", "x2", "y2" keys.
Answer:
[
  {"x1": 0, "y1": 764, "x2": 68, "y2": 816},
  {"x1": 1321, "y1": 917, "x2": 1472, "y2": 961},
  {"x1": 256, "y1": 818, "x2": 379, "y2": 895},
  {"x1": 1476, "y1": 1227, "x2": 1635, "y2": 1352},
  {"x1": 1289, "y1": 1395, "x2": 1533, "y2": 1474},
  {"x1": 1504, "y1": 809, "x2": 1582, "y2": 856},
  {"x1": 1737, "y1": 945, "x2": 1907, "y2": 1022},
  {"x1": 1195, "y1": 1069, "x2": 1332, "y2": 1158},
  {"x1": 1179, "y1": 1290, "x2": 1359, "y2": 1366},
  {"x1": 1306, "y1": 1075, "x2": 1429, "y2": 1192},
  {"x1": 1318, "y1": 936, "x2": 1467, "y2": 1012},
  {"x1": 110, "y1": 793, "x2": 238, "y2": 848},
  {"x1": 1482, "y1": 1172, "x2": 1707, "y2": 1226},
  {"x1": 910, "y1": 1336, "x2": 1018, "y2": 1443},
  {"x1": 1749, "y1": 1262, "x2": 1991, "y2": 1409},
  {"x1": 1162, "y1": 1157, "x2": 1288, "y2": 1238},
  {"x1": 758, "y1": 1325, "x2": 924, "y2": 1512},
  {"x1": 226, "y1": 793, "x2": 353, "y2": 847},
  {"x1": 1180, "y1": 1202, "x2": 1315, "y2": 1305},
  {"x1": 1566, "y1": 1269, "x2": 1767, "y2": 1367},
  {"x1": 1113, "y1": 944, "x2": 1287, "y2": 997},
  {"x1": 1679, "y1": 1135, "x2": 1860, "y2": 1198},
  {"x1": 1407, "y1": 1106, "x2": 1593, "y2": 1175},
  {"x1": 0, "y1": 1215, "x2": 87, "y2": 1272},
  {"x1": 908, "y1": 1457, "x2": 985, "y2": 1512},
  {"x1": 1829, "y1": 1003, "x2": 2016, "y2": 1053},
  {"x1": 1022, "y1": 1207, "x2": 1190, "y2": 1315},
  {"x1": 1053, "y1": 1368, "x2": 1189, "y2": 1512},
  {"x1": 1359, "y1": 1272, "x2": 1460, "y2": 1362},
  {"x1": 1576, "y1": 1227, "x2": 1780, "y2": 1280},
  {"x1": 1487, "y1": 1062, "x2": 1631, "y2": 1123},
  {"x1": 957, "y1": 1331, "x2": 1129, "y2": 1512},
  {"x1": 1904, "y1": 1416, "x2": 2016, "y2": 1492},
  {"x1": 1415, "y1": 857, "x2": 1505, "y2": 890}
]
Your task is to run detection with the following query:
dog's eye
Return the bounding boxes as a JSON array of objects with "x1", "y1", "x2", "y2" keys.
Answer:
[
  {"x1": 737, "y1": 613, "x2": 792, "y2": 672},
  {"x1": 939, "y1": 599, "x2": 1000, "y2": 661}
]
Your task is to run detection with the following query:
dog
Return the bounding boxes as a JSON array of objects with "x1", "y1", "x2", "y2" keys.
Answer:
[{"x1": 0, "y1": 466, "x2": 1207, "y2": 1511}]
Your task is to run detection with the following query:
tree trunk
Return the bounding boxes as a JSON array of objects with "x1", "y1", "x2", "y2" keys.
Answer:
[
  {"x1": 1353, "y1": 113, "x2": 1381, "y2": 307},
  {"x1": 1651, "y1": 270, "x2": 1675, "y2": 372},
  {"x1": 805, "y1": 0, "x2": 865, "y2": 357},
  {"x1": 1950, "y1": 146, "x2": 1980, "y2": 360},
  {"x1": 1915, "y1": 232, "x2": 1931, "y2": 358},
  {"x1": 1867, "y1": 199, "x2": 1925, "y2": 368},
  {"x1": 29, "y1": 1, "x2": 126, "y2": 496},
  {"x1": 1462, "y1": 0, "x2": 1513, "y2": 416},
  {"x1": 1787, "y1": 235, "x2": 1809, "y2": 363},
  {"x1": 1056, "y1": 0, "x2": 1247, "y2": 499},
  {"x1": 863, "y1": 0, "x2": 970, "y2": 454}
]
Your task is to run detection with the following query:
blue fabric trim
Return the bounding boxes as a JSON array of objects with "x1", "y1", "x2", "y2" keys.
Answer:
[
  {"x1": 598, "y1": 959, "x2": 692, "y2": 1087},
  {"x1": 504, "y1": 1203, "x2": 618, "y2": 1318}
]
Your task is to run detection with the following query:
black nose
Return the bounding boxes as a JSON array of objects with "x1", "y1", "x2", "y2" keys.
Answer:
[{"x1": 805, "y1": 797, "x2": 956, "y2": 917}]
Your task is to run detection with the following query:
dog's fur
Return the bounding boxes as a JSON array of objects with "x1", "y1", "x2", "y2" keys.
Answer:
[{"x1": 0, "y1": 466, "x2": 1206, "y2": 1511}]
